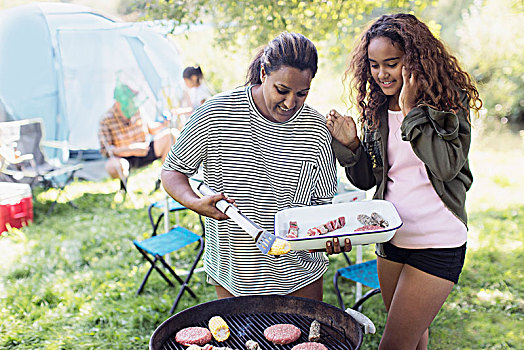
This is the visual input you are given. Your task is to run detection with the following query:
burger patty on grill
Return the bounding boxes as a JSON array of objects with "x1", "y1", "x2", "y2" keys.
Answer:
[
  {"x1": 264, "y1": 324, "x2": 301, "y2": 344},
  {"x1": 175, "y1": 327, "x2": 212, "y2": 346},
  {"x1": 291, "y1": 342, "x2": 328, "y2": 350}
]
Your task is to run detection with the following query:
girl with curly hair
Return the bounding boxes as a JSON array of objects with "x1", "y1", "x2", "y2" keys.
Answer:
[{"x1": 327, "y1": 13, "x2": 482, "y2": 349}]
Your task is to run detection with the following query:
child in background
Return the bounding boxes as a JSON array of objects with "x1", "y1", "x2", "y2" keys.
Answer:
[
  {"x1": 183, "y1": 65, "x2": 212, "y2": 110},
  {"x1": 327, "y1": 13, "x2": 482, "y2": 349}
]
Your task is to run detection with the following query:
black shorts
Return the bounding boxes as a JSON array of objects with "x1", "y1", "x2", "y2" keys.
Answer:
[
  {"x1": 375, "y1": 241, "x2": 467, "y2": 284},
  {"x1": 124, "y1": 141, "x2": 158, "y2": 169}
]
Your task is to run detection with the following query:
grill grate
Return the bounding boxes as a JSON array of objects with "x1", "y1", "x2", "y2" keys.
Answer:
[{"x1": 161, "y1": 312, "x2": 354, "y2": 350}]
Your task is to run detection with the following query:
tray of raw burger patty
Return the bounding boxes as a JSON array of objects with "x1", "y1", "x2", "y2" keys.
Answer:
[{"x1": 274, "y1": 200, "x2": 402, "y2": 251}]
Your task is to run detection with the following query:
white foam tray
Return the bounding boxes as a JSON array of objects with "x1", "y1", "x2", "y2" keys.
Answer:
[{"x1": 274, "y1": 200, "x2": 402, "y2": 251}]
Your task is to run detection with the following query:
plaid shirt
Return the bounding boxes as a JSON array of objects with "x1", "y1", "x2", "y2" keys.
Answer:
[{"x1": 98, "y1": 104, "x2": 148, "y2": 157}]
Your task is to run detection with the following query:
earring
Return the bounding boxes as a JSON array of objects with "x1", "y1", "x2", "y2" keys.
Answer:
[{"x1": 260, "y1": 64, "x2": 265, "y2": 83}]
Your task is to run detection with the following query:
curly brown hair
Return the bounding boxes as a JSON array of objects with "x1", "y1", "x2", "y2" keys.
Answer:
[{"x1": 345, "y1": 13, "x2": 482, "y2": 129}]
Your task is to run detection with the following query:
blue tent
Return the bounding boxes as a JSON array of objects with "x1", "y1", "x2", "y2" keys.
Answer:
[{"x1": 0, "y1": 2, "x2": 185, "y2": 153}]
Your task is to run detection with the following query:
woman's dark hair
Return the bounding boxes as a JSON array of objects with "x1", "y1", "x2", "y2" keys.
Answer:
[
  {"x1": 346, "y1": 13, "x2": 482, "y2": 129},
  {"x1": 183, "y1": 65, "x2": 203, "y2": 82},
  {"x1": 245, "y1": 32, "x2": 318, "y2": 86}
]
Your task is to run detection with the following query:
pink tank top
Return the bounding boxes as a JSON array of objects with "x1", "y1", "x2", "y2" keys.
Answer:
[{"x1": 384, "y1": 110, "x2": 467, "y2": 248}]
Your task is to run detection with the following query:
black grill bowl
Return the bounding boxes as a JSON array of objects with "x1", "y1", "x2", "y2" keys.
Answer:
[{"x1": 150, "y1": 295, "x2": 363, "y2": 350}]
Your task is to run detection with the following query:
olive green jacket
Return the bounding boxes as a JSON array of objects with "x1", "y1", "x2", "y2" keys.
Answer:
[{"x1": 332, "y1": 94, "x2": 473, "y2": 226}]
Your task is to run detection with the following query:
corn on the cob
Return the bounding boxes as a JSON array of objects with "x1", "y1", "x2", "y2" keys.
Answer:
[
  {"x1": 268, "y1": 238, "x2": 291, "y2": 255},
  {"x1": 208, "y1": 316, "x2": 230, "y2": 342}
]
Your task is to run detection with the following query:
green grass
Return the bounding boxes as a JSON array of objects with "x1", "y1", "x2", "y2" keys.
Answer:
[{"x1": 1, "y1": 127, "x2": 523, "y2": 349}]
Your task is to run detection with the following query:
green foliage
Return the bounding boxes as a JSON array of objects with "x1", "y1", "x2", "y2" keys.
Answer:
[
  {"x1": 132, "y1": 0, "x2": 210, "y2": 30},
  {"x1": 422, "y1": 0, "x2": 475, "y2": 48},
  {"x1": 117, "y1": 0, "x2": 137, "y2": 15},
  {"x1": 169, "y1": 28, "x2": 253, "y2": 94},
  {"x1": 133, "y1": 0, "x2": 432, "y2": 57},
  {"x1": 491, "y1": 175, "x2": 512, "y2": 188},
  {"x1": 131, "y1": 0, "x2": 524, "y2": 123},
  {"x1": 457, "y1": 0, "x2": 524, "y2": 121}
]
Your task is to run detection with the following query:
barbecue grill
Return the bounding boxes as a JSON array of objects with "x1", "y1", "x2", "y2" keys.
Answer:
[{"x1": 150, "y1": 295, "x2": 363, "y2": 349}]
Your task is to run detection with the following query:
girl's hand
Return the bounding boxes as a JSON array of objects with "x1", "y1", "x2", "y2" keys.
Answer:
[
  {"x1": 326, "y1": 109, "x2": 360, "y2": 151},
  {"x1": 399, "y1": 66, "x2": 418, "y2": 116}
]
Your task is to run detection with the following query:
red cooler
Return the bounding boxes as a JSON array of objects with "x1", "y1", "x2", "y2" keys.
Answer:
[{"x1": 0, "y1": 182, "x2": 33, "y2": 234}]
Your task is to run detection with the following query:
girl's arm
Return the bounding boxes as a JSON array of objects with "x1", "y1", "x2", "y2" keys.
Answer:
[
  {"x1": 401, "y1": 93, "x2": 471, "y2": 182},
  {"x1": 327, "y1": 110, "x2": 376, "y2": 190},
  {"x1": 334, "y1": 139, "x2": 376, "y2": 190}
]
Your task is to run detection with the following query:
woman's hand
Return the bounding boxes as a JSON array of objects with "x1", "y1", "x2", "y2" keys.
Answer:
[
  {"x1": 309, "y1": 237, "x2": 352, "y2": 255},
  {"x1": 326, "y1": 109, "x2": 360, "y2": 152},
  {"x1": 161, "y1": 170, "x2": 236, "y2": 221},
  {"x1": 399, "y1": 66, "x2": 418, "y2": 116},
  {"x1": 326, "y1": 237, "x2": 352, "y2": 255},
  {"x1": 195, "y1": 193, "x2": 235, "y2": 220}
]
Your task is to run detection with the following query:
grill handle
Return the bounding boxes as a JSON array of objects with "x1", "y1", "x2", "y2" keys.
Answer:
[
  {"x1": 197, "y1": 182, "x2": 265, "y2": 241},
  {"x1": 345, "y1": 308, "x2": 376, "y2": 334}
]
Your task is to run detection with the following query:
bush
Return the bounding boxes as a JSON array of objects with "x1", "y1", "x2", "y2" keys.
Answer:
[{"x1": 457, "y1": 0, "x2": 524, "y2": 123}]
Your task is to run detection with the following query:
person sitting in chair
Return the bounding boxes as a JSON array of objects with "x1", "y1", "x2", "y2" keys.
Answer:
[{"x1": 98, "y1": 81, "x2": 173, "y2": 187}]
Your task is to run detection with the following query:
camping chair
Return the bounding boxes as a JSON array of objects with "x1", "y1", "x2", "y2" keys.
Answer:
[
  {"x1": 332, "y1": 185, "x2": 380, "y2": 311},
  {"x1": 333, "y1": 259, "x2": 381, "y2": 311},
  {"x1": 133, "y1": 197, "x2": 205, "y2": 314},
  {"x1": 0, "y1": 118, "x2": 82, "y2": 213}
]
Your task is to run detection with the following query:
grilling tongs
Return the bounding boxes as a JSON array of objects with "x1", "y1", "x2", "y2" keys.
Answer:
[{"x1": 197, "y1": 182, "x2": 290, "y2": 255}]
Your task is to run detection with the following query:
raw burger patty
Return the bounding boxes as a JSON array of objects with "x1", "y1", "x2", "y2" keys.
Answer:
[
  {"x1": 292, "y1": 342, "x2": 328, "y2": 350},
  {"x1": 175, "y1": 327, "x2": 212, "y2": 346},
  {"x1": 264, "y1": 324, "x2": 301, "y2": 344}
]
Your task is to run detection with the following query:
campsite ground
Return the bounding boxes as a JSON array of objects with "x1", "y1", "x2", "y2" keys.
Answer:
[
  {"x1": 0, "y1": 5, "x2": 522, "y2": 348},
  {"x1": 0, "y1": 121, "x2": 522, "y2": 349}
]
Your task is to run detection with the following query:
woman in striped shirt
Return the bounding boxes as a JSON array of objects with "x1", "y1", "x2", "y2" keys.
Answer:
[{"x1": 161, "y1": 32, "x2": 350, "y2": 300}]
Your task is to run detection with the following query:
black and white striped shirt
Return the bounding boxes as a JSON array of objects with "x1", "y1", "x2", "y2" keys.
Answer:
[{"x1": 163, "y1": 86, "x2": 337, "y2": 296}]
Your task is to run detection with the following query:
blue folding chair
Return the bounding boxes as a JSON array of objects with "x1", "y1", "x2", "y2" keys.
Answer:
[
  {"x1": 331, "y1": 184, "x2": 380, "y2": 311},
  {"x1": 333, "y1": 259, "x2": 381, "y2": 311},
  {"x1": 147, "y1": 197, "x2": 188, "y2": 233},
  {"x1": 134, "y1": 197, "x2": 205, "y2": 314}
]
